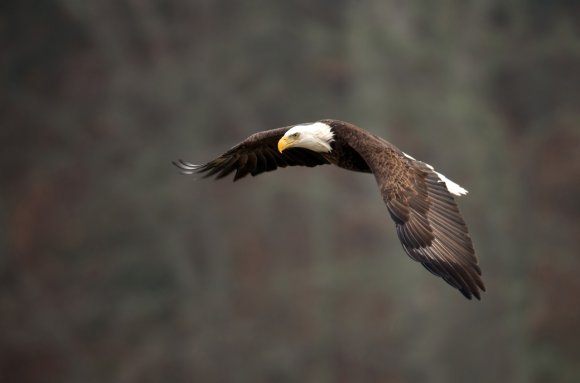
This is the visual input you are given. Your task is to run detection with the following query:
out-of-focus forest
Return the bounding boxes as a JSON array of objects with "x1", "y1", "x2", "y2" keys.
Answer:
[{"x1": 2, "y1": 1, "x2": 580, "y2": 382}]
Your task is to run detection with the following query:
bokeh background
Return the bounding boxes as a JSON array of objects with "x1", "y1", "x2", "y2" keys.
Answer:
[{"x1": 2, "y1": 1, "x2": 580, "y2": 382}]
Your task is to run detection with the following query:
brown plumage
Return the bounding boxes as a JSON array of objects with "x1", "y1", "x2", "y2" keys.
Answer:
[{"x1": 174, "y1": 119, "x2": 485, "y2": 300}]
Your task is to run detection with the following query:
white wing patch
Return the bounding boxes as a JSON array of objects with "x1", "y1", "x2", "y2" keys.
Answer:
[
  {"x1": 403, "y1": 152, "x2": 468, "y2": 196},
  {"x1": 434, "y1": 171, "x2": 468, "y2": 196}
]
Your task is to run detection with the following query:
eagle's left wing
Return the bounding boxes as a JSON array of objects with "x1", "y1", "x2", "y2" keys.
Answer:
[{"x1": 174, "y1": 127, "x2": 330, "y2": 181}]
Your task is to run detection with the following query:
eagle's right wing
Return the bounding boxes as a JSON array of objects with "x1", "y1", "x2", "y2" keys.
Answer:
[{"x1": 358, "y1": 144, "x2": 485, "y2": 300}]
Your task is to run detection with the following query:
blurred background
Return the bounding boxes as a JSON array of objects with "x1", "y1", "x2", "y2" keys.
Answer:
[{"x1": 2, "y1": 1, "x2": 580, "y2": 382}]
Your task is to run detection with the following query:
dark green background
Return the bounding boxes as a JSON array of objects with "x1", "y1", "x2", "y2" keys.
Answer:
[{"x1": 2, "y1": 1, "x2": 580, "y2": 382}]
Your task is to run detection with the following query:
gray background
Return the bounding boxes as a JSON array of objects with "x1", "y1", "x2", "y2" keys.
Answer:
[{"x1": 2, "y1": 1, "x2": 580, "y2": 382}]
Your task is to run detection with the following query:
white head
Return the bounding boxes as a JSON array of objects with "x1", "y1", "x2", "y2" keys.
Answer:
[{"x1": 277, "y1": 122, "x2": 335, "y2": 153}]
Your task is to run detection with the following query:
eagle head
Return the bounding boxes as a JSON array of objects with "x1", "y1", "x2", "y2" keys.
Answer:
[{"x1": 278, "y1": 122, "x2": 334, "y2": 153}]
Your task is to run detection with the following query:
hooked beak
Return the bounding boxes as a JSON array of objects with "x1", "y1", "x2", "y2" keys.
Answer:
[{"x1": 278, "y1": 136, "x2": 294, "y2": 153}]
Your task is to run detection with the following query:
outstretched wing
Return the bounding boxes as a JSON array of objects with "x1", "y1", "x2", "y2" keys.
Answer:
[
  {"x1": 174, "y1": 127, "x2": 330, "y2": 181},
  {"x1": 361, "y1": 144, "x2": 484, "y2": 299}
]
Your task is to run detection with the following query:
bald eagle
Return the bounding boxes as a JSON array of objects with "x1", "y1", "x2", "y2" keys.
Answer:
[{"x1": 174, "y1": 119, "x2": 485, "y2": 300}]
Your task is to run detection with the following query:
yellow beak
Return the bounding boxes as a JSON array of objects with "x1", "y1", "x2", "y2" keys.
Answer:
[{"x1": 278, "y1": 136, "x2": 293, "y2": 153}]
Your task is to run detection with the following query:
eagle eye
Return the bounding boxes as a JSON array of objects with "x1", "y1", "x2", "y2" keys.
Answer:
[{"x1": 290, "y1": 132, "x2": 300, "y2": 138}]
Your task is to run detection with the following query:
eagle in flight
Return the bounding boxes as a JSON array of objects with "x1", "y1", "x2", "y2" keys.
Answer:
[{"x1": 174, "y1": 119, "x2": 485, "y2": 299}]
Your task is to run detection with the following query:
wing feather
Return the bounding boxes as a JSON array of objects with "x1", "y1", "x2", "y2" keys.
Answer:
[
  {"x1": 215, "y1": 157, "x2": 239, "y2": 179},
  {"x1": 246, "y1": 152, "x2": 259, "y2": 176},
  {"x1": 351, "y1": 142, "x2": 484, "y2": 299},
  {"x1": 261, "y1": 150, "x2": 278, "y2": 172},
  {"x1": 174, "y1": 127, "x2": 330, "y2": 181}
]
